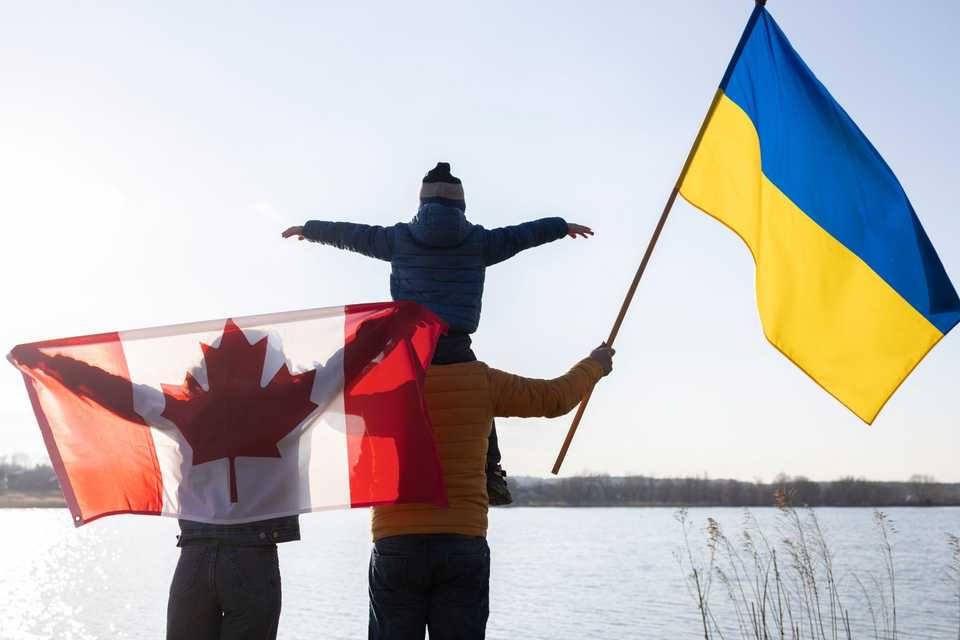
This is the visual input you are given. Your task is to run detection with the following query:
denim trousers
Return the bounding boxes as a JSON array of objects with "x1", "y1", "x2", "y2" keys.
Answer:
[
  {"x1": 166, "y1": 542, "x2": 282, "y2": 640},
  {"x1": 368, "y1": 534, "x2": 490, "y2": 640}
]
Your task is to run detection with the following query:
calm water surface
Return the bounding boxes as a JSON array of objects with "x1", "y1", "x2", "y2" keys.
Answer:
[{"x1": 0, "y1": 507, "x2": 957, "y2": 639}]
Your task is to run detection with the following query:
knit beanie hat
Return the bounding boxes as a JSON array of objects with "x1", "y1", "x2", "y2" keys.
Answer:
[{"x1": 420, "y1": 162, "x2": 465, "y2": 209}]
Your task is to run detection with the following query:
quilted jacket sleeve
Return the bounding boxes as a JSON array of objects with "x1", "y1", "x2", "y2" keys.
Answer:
[
  {"x1": 302, "y1": 220, "x2": 396, "y2": 262},
  {"x1": 487, "y1": 358, "x2": 603, "y2": 419},
  {"x1": 482, "y1": 217, "x2": 568, "y2": 266}
]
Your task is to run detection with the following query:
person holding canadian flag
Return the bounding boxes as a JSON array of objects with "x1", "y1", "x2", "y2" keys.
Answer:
[{"x1": 9, "y1": 302, "x2": 451, "y2": 639}]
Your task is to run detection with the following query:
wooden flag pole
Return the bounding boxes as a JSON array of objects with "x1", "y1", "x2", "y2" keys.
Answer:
[
  {"x1": 551, "y1": 0, "x2": 768, "y2": 474},
  {"x1": 550, "y1": 84, "x2": 730, "y2": 475},
  {"x1": 549, "y1": 188, "x2": 677, "y2": 475}
]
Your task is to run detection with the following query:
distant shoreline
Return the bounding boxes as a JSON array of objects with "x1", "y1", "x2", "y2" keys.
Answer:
[
  {"x1": 2, "y1": 500, "x2": 959, "y2": 511},
  {"x1": 0, "y1": 493, "x2": 66, "y2": 508},
  {"x1": 4, "y1": 469, "x2": 960, "y2": 509}
]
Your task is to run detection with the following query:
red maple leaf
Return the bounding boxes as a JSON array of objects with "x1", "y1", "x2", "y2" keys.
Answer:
[{"x1": 160, "y1": 319, "x2": 317, "y2": 503}]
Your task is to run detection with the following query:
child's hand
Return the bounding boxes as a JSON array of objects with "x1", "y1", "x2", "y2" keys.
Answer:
[
  {"x1": 567, "y1": 223, "x2": 593, "y2": 239},
  {"x1": 282, "y1": 226, "x2": 305, "y2": 240}
]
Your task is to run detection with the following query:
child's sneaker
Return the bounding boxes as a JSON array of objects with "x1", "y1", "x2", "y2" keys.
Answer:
[{"x1": 486, "y1": 466, "x2": 513, "y2": 506}]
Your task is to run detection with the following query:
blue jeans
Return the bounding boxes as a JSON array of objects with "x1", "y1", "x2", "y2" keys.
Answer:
[
  {"x1": 166, "y1": 542, "x2": 281, "y2": 640},
  {"x1": 368, "y1": 535, "x2": 490, "y2": 640}
]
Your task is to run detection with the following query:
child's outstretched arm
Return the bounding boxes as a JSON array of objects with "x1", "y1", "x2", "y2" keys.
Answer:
[
  {"x1": 482, "y1": 218, "x2": 593, "y2": 266},
  {"x1": 282, "y1": 220, "x2": 396, "y2": 262}
]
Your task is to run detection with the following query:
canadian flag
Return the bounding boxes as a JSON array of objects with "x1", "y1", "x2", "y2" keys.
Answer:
[{"x1": 8, "y1": 302, "x2": 447, "y2": 526}]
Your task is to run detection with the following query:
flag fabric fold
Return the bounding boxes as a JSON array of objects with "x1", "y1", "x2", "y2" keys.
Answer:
[
  {"x1": 679, "y1": 6, "x2": 960, "y2": 423},
  {"x1": 8, "y1": 302, "x2": 448, "y2": 526}
]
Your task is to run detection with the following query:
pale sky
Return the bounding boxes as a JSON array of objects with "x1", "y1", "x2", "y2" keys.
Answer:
[{"x1": 2, "y1": 1, "x2": 957, "y2": 482}]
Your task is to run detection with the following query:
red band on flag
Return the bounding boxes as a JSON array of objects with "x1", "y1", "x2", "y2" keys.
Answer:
[
  {"x1": 343, "y1": 302, "x2": 447, "y2": 508},
  {"x1": 9, "y1": 335, "x2": 163, "y2": 526}
]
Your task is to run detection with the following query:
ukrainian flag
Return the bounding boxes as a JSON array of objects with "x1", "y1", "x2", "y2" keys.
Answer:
[{"x1": 679, "y1": 6, "x2": 959, "y2": 423}]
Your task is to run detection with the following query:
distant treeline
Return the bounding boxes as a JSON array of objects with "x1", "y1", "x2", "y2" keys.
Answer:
[
  {"x1": 508, "y1": 473, "x2": 960, "y2": 507},
  {"x1": 0, "y1": 460, "x2": 61, "y2": 495},
  {"x1": 3, "y1": 462, "x2": 959, "y2": 507}
]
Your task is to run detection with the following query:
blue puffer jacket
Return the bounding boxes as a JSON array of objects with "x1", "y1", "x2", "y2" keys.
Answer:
[{"x1": 303, "y1": 204, "x2": 567, "y2": 333}]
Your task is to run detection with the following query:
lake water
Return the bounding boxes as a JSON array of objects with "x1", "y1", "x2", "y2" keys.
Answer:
[{"x1": 0, "y1": 507, "x2": 957, "y2": 639}]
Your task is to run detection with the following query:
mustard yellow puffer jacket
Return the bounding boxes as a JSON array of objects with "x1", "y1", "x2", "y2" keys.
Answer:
[{"x1": 371, "y1": 358, "x2": 603, "y2": 540}]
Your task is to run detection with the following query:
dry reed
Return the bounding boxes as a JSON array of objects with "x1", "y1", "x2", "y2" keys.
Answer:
[{"x1": 676, "y1": 492, "x2": 959, "y2": 640}]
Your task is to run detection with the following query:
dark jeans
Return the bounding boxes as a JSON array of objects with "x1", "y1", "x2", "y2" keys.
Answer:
[
  {"x1": 167, "y1": 542, "x2": 282, "y2": 640},
  {"x1": 431, "y1": 334, "x2": 501, "y2": 470},
  {"x1": 369, "y1": 535, "x2": 490, "y2": 640}
]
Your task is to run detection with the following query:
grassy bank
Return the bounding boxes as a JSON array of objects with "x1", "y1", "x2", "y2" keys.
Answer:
[{"x1": 0, "y1": 492, "x2": 66, "y2": 508}]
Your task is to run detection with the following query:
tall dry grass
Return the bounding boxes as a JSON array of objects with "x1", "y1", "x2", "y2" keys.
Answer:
[
  {"x1": 949, "y1": 533, "x2": 960, "y2": 640},
  {"x1": 675, "y1": 491, "x2": 959, "y2": 640}
]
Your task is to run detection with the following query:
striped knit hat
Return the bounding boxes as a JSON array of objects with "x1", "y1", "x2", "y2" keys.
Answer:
[{"x1": 420, "y1": 162, "x2": 465, "y2": 209}]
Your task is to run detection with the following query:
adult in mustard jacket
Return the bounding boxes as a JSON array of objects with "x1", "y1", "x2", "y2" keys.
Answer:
[{"x1": 368, "y1": 343, "x2": 615, "y2": 640}]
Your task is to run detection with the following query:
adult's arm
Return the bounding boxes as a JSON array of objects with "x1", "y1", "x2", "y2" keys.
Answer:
[
  {"x1": 301, "y1": 220, "x2": 396, "y2": 262},
  {"x1": 9, "y1": 345, "x2": 146, "y2": 425},
  {"x1": 482, "y1": 217, "x2": 568, "y2": 266},
  {"x1": 488, "y1": 357, "x2": 604, "y2": 419}
]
